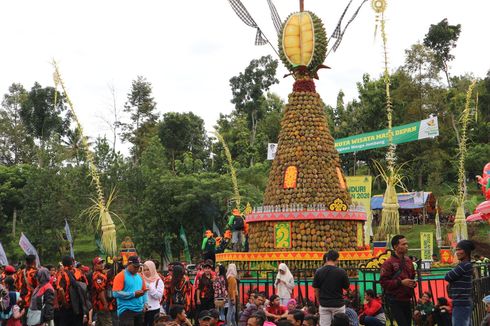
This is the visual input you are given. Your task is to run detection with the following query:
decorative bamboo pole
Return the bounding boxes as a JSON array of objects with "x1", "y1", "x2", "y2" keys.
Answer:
[
  {"x1": 453, "y1": 80, "x2": 477, "y2": 242},
  {"x1": 53, "y1": 61, "x2": 118, "y2": 257},
  {"x1": 213, "y1": 131, "x2": 241, "y2": 209},
  {"x1": 371, "y1": 0, "x2": 400, "y2": 241}
]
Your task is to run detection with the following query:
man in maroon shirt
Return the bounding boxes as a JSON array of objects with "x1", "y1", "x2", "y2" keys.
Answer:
[{"x1": 380, "y1": 235, "x2": 417, "y2": 326}]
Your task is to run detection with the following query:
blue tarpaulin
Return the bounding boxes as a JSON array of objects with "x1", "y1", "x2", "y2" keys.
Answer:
[{"x1": 371, "y1": 192, "x2": 431, "y2": 210}]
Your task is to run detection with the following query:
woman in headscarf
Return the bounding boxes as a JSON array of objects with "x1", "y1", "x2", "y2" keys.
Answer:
[
  {"x1": 275, "y1": 263, "x2": 295, "y2": 306},
  {"x1": 226, "y1": 263, "x2": 238, "y2": 326},
  {"x1": 27, "y1": 267, "x2": 54, "y2": 326},
  {"x1": 142, "y1": 260, "x2": 164, "y2": 326}
]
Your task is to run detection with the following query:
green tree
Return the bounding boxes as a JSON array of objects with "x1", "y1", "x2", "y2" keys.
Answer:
[
  {"x1": 0, "y1": 83, "x2": 35, "y2": 165},
  {"x1": 20, "y1": 165, "x2": 91, "y2": 261},
  {"x1": 214, "y1": 92, "x2": 283, "y2": 170},
  {"x1": 423, "y1": 18, "x2": 461, "y2": 86},
  {"x1": 158, "y1": 112, "x2": 208, "y2": 172},
  {"x1": 229, "y1": 55, "x2": 279, "y2": 166},
  {"x1": 20, "y1": 82, "x2": 69, "y2": 153},
  {"x1": 0, "y1": 165, "x2": 30, "y2": 253},
  {"x1": 120, "y1": 76, "x2": 158, "y2": 162}
]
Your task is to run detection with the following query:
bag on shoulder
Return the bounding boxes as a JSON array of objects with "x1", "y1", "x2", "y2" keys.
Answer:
[
  {"x1": 172, "y1": 285, "x2": 186, "y2": 306},
  {"x1": 26, "y1": 309, "x2": 42, "y2": 326},
  {"x1": 0, "y1": 285, "x2": 9, "y2": 312},
  {"x1": 67, "y1": 271, "x2": 91, "y2": 316}
]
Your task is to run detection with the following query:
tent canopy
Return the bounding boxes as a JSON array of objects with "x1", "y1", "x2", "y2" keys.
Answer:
[{"x1": 371, "y1": 192, "x2": 435, "y2": 210}]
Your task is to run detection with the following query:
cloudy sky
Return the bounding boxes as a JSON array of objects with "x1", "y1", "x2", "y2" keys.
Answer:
[{"x1": 1, "y1": 0, "x2": 488, "y2": 153}]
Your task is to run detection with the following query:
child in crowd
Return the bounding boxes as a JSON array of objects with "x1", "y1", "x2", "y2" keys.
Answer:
[
  {"x1": 413, "y1": 292, "x2": 435, "y2": 326},
  {"x1": 433, "y1": 297, "x2": 451, "y2": 326},
  {"x1": 287, "y1": 299, "x2": 297, "y2": 312}
]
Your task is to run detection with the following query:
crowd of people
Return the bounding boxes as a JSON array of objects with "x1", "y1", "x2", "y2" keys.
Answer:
[{"x1": 0, "y1": 235, "x2": 488, "y2": 326}]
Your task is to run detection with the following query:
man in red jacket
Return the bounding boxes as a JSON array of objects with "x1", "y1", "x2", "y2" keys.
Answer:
[{"x1": 379, "y1": 235, "x2": 416, "y2": 326}]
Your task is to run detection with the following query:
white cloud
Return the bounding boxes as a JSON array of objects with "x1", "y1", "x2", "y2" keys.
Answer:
[{"x1": 1, "y1": 0, "x2": 488, "y2": 155}]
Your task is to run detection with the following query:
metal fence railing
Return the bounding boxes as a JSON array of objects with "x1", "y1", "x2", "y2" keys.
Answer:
[{"x1": 234, "y1": 263, "x2": 489, "y2": 325}]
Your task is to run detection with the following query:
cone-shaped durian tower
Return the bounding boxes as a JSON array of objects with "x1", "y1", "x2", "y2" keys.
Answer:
[{"x1": 263, "y1": 7, "x2": 351, "y2": 208}]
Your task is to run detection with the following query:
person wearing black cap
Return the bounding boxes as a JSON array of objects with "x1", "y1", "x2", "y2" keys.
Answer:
[
  {"x1": 112, "y1": 256, "x2": 148, "y2": 326},
  {"x1": 445, "y1": 239, "x2": 475, "y2": 326},
  {"x1": 198, "y1": 310, "x2": 213, "y2": 326}
]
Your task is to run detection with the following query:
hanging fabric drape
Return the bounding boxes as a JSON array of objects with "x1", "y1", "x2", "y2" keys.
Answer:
[
  {"x1": 266, "y1": 0, "x2": 282, "y2": 35},
  {"x1": 330, "y1": 0, "x2": 368, "y2": 53},
  {"x1": 228, "y1": 0, "x2": 268, "y2": 45},
  {"x1": 331, "y1": 0, "x2": 353, "y2": 39}
]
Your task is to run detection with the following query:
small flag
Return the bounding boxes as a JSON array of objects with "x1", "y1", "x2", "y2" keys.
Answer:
[
  {"x1": 0, "y1": 242, "x2": 8, "y2": 266},
  {"x1": 213, "y1": 220, "x2": 221, "y2": 237},
  {"x1": 179, "y1": 225, "x2": 191, "y2": 262},
  {"x1": 19, "y1": 233, "x2": 40, "y2": 267},
  {"x1": 64, "y1": 219, "x2": 75, "y2": 259},
  {"x1": 164, "y1": 235, "x2": 174, "y2": 263}
]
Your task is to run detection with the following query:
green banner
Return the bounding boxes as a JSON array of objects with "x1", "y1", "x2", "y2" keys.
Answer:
[{"x1": 334, "y1": 117, "x2": 439, "y2": 154}]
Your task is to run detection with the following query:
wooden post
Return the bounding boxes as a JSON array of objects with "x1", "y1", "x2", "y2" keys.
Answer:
[{"x1": 300, "y1": 0, "x2": 304, "y2": 12}]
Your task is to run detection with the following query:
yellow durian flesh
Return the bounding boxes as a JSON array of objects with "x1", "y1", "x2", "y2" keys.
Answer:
[{"x1": 282, "y1": 12, "x2": 315, "y2": 66}]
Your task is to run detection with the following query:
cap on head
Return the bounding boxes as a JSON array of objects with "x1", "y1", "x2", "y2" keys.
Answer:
[
  {"x1": 483, "y1": 295, "x2": 490, "y2": 305},
  {"x1": 127, "y1": 256, "x2": 141, "y2": 267},
  {"x1": 92, "y1": 257, "x2": 105, "y2": 265},
  {"x1": 5, "y1": 265, "x2": 16, "y2": 274},
  {"x1": 209, "y1": 309, "x2": 220, "y2": 320},
  {"x1": 198, "y1": 310, "x2": 212, "y2": 321},
  {"x1": 232, "y1": 209, "x2": 241, "y2": 216}
]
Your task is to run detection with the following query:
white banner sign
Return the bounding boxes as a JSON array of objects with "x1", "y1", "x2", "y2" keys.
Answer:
[
  {"x1": 267, "y1": 143, "x2": 278, "y2": 160},
  {"x1": 0, "y1": 242, "x2": 8, "y2": 266},
  {"x1": 19, "y1": 233, "x2": 40, "y2": 267},
  {"x1": 64, "y1": 220, "x2": 75, "y2": 258}
]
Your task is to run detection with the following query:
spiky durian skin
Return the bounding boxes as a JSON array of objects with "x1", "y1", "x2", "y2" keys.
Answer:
[{"x1": 278, "y1": 11, "x2": 327, "y2": 73}]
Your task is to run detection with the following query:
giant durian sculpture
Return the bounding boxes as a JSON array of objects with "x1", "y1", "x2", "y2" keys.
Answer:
[
  {"x1": 248, "y1": 3, "x2": 359, "y2": 253},
  {"x1": 263, "y1": 5, "x2": 350, "y2": 208}
]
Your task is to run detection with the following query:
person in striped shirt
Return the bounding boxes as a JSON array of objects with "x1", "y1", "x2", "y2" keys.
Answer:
[{"x1": 444, "y1": 240, "x2": 475, "y2": 326}]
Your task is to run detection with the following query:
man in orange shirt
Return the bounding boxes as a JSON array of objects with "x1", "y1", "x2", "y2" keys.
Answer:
[
  {"x1": 56, "y1": 256, "x2": 89, "y2": 326},
  {"x1": 14, "y1": 254, "x2": 38, "y2": 307},
  {"x1": 92, "y1": 257, "x2": 113, "y2": 326},
  {"x1": 112, "y1": 256, "x2": 147, "y2": 326}
]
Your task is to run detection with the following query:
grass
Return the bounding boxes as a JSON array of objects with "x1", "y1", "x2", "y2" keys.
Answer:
[{"x1": 72, "y1": 234, "x2": 99, "y2": 264}]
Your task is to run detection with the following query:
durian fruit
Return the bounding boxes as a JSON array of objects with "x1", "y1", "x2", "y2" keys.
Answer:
[
  {"x1": 262, "y1": 77, "x2": 351, "y2": 208},
  {"x1": 279, "y1": 11, "x2": 327, "y2": 73},
  {"x1": 248, "y1": 219, "x2": 360, "y2": 252}
]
